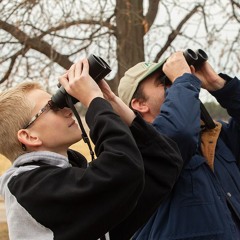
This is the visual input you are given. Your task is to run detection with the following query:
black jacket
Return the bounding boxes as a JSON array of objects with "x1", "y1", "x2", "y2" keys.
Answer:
[{"x1": 0, "y1": 97, "x2": 182, "y2": 240}]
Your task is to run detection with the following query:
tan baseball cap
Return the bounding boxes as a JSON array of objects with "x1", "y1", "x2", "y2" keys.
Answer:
[{"x1": 118, "y1": 60, "x2": 166, "y2": 106}]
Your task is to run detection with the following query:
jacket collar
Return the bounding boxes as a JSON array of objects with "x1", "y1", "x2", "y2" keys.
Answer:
[{"x1": 200, "y1": 121, "x2": 222, "y2": 171}]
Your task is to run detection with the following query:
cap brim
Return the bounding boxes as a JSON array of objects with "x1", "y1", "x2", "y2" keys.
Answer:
[{"x1": 140, "y1": 59, "x2": 166, "y2": 82}]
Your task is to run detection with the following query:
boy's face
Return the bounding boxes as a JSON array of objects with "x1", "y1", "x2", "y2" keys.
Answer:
[{"x1": 23, "y1": 89, "x2": 82, "y2": 154}]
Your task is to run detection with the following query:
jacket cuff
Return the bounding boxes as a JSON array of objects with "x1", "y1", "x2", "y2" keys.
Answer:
[{"x1": 210, "y1": 74, "x2": 238, "y2": 100}]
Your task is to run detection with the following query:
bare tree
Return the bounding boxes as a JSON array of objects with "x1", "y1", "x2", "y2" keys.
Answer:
[{"x1": 0, "y1": 0, "x2": 239, "y2": 94}]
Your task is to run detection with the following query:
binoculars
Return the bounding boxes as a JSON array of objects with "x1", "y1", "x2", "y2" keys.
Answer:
[
  {"x1": 51, "y1": 54, "x2": 111, "y2": 109},
  {"x1": 184, "y1": 49, "x2": 215, "y2": 129},
  {"x1": 183, "y1": 49, "x2": 208, "y2": 69},
  {"x1": 161, "y1": 48, "x2": 215, "y2": 129}
]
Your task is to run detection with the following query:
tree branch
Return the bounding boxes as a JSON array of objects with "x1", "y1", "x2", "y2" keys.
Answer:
[
  {"x1": 154, "y1": 5, "x2": 201, "y2": 62},
  {"x1": 38, "y1": 19, "x2": 116, "y2": 39},
  {"x1": 0, "y1": 20, "x2": 73, "y2": 69},
  {"x1": 0, "y1": 46, "x2": 29, "y2": 84},
  {"x1": 231, "y1": 0, "x2": 240, "y2": 23},
  {"x1": 144, "y1": 0, "x2": 160, "y2": 33}
]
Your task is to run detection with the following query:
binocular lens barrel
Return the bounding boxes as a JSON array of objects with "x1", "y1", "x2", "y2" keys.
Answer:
[
  {"x1": 88, "y1": 55, "x2": 111, "y2": 83},
  {"x1": 195, "y1": 49, "x2": 208, "y2": 66},
  {"x1": 183, "y1": 49, "x2": 198, "y2": 66},
  {"x1": 183, "y1": 49, "x2": 208, "y2": 69}
]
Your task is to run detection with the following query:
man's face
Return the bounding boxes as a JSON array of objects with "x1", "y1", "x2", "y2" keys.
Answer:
[
  {"x1": 24, "y1": 89, "x2": 82, "y2": 153},
  {"x1": 134, "y1": 72, "x2": 168, "y2": 123}
]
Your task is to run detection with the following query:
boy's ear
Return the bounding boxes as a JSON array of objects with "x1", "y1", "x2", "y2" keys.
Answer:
[
  {"x1": 131, "y1": 98, "x2": 149, "y2": 114},
  {"x1": 17, "y1": 129, "x2": 42, "y2": 148}
]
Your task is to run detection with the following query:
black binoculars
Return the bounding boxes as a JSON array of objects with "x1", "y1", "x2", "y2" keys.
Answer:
[
  {"x1": 183, "y1": 49, "x2": 208, "y2": 69},
  {"x1": 161, "y1": 48, "x2": 215, "y2": 129},
  {"x1": 51, "y1": 54, "x2": 111, "y2": 109},
  {"x1": 183, "y1": 49, "x2": 215, "y2": 129}
]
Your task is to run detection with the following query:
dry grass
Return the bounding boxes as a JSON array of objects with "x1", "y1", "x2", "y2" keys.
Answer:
[
  {"x1": 0, "y1": 223, "x2": 9, "y2": 240},
  {"x1": 0, "y1": 140, "x2": 92, "y2": 240},
  {"x1": 0, "y1": 157, "x2": 11, "y2": 176}
]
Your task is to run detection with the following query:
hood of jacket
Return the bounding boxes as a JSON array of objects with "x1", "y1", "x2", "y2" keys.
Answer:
[{"x1": 0, "y1": 151, "x2": 71, "y2": 198}]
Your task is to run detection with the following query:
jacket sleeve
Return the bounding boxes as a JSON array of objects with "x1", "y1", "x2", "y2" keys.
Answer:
[
  {"x1": 152, "y1": 73, "x2": 201, "y2": 163},
  {"x1": 209, "y1": 74, "x2": 240, "y2": 164},
  {"x1": 9, "y1": 97, "x2": 144, "y2": 240},
  {"x1": 210, "y1": 74, "x2": 240, "y2": 123},
  {"x1": 109, "y1": 114, "x2": 183, "y2": 240}
]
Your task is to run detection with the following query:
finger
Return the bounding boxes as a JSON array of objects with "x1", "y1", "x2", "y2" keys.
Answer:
[
  {"x1": 190, "y1": 65, "x2": 195, "y2": 74},
  {"x1": 98, "y1": 79, "x2": 109, "y2": 90},
  {"x1": 75, "y1": 60, "x2": 83, "y2": 78},
  {"x1": 59, "y1": 73, "x2": 69, "y2": 87},
  {"x1": 68, "y1": 64, "x2": 76, "y2": 82},
  {"x1": 97, "y1": 79, "x2": 104, "y2": 88},
  {"x1": 59, "y1": 72, "x2": 68, "y2": 82},
  {"x1": 81, "y1": 58, "x2": 89, "y2": 76}
]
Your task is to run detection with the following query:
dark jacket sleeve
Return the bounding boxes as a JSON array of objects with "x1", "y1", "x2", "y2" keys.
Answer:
[
  {"x1": 9, "y1": 97, "x2": 144, "y2": 240},
  {"x1": 210, "y1": 74, "x2": 240, "y2": 165},
  {"x1": 210, "y1": 74, "x2": 240, "y2": 123},
  {"x1": 109, "y1": 114, "x2": 183, "y2": 240},
  {"x1": 153, "y1": 73, "x2": 201, "y2": 163}
]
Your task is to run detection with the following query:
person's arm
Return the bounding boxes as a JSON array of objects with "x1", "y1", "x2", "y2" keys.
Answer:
[
  {"x1": 212, "y1": 75, "x2": 240, "y2": 164},
  {"x1": 194, "y1": 62, "x2": 240, "y2": 165},
  {"x1": 109, "y1": 114, "x2": 183, "y2": 240},
  {"x1": 150, "y1": 52, "x2": 201, "y2": 163},
  {"x1": 210, "y1": 74, "x2": 240, "y2": 121},
  {"x1": 194, "y1": 62, "x2": 240, "y2": 122},
  {"x1": 98, "y1": 79, "x2": 136, "y2": 126}
]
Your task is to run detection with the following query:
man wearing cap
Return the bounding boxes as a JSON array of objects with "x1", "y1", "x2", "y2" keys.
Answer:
[{"x1": 118, "y1": 51, "x2": 240, "y2": 239}]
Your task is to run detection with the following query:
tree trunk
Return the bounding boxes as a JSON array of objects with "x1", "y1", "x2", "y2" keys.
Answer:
[{"x1": 109, "y1": 0, "x2": 145, "y2": 93}]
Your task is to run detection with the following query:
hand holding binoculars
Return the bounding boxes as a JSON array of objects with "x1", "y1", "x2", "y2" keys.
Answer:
[
  {"x1": 183, "y1": 49, "x2": 215, "y2": 129},
  {"x1": 51, "y1": 55, "x2": 111, "y2": 109}
]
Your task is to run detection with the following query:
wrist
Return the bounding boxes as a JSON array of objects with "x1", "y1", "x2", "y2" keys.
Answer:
[
  {"x1": 209, "y1": 76, "x2": 225, "y2": 91},
  {"x1": 84, "y1": 93, "x2": 104, "y2": 107}
]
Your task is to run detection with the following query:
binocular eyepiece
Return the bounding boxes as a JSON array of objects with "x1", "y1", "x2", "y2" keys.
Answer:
[
  {"x1": 183, "y1": 49, "x2": 208, "y2": 69},
  {"x1": 51, "y1": 54, "x2": 111, "y2": 109}
]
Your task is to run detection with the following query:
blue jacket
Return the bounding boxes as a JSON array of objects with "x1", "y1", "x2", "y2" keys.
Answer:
[{"x1": 133, "y1": 73, "x2": 240, "y2": 240}]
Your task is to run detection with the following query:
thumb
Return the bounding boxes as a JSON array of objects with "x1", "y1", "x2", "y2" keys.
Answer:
[{"x1": 190, "y1": 65, "x2": 196, "y2": 74}]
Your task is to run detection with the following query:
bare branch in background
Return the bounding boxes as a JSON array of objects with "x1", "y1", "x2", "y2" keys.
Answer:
[
  {"x1": 0, "y1": 0, "x2": 239, "y2": 94},
  {"x1": 144, "y1": 0, "x2": 160, "y2": 33},
  {"x1": 231, "y1": 0, "x2": 240, "y2": 23},
  {"x1": 154, "y1": 5, "x2": 201, "y2": 62},
  {"x1": 0, "y1": 46, "x2": 30, "y2": 83},
  {"x1": 0, "y1": 20, "x2": 73, "y2": 68}
]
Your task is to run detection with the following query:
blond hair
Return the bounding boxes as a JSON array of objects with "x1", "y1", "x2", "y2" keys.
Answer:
[{"x1": 0, "y1": 82, "x2": 44, "y2": 162}]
